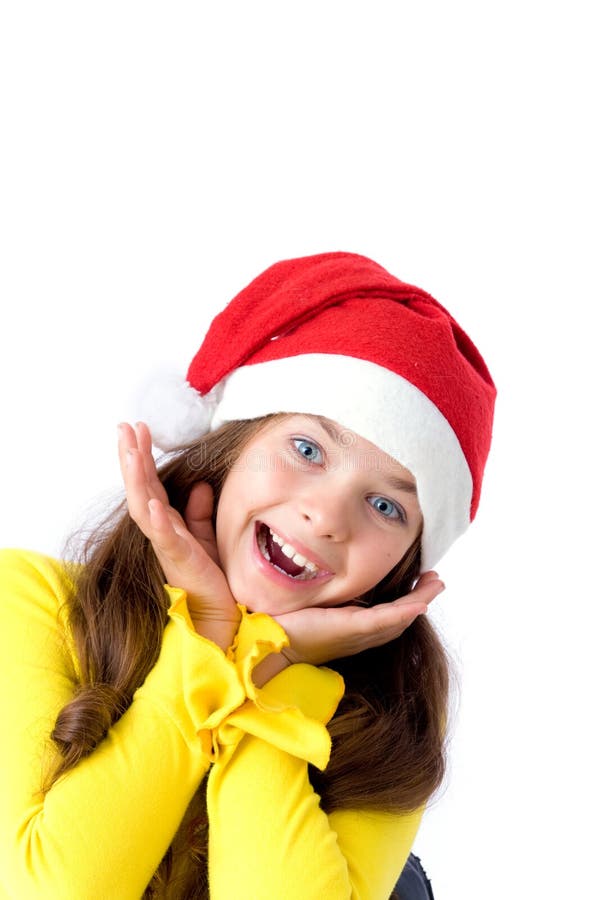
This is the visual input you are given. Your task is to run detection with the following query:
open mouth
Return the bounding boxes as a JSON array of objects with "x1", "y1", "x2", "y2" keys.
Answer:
[{"x1": 256, "y1": 522, "x2": 323, "y2": 581}]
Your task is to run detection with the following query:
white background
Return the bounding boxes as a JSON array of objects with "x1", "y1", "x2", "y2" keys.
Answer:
[{"x1": 1, "y1": 2, "x2": 598, "y2": 897}]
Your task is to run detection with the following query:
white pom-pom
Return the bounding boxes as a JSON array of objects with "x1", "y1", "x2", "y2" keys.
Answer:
[{"x1": 132, "y1": 367, "x2": 221, "y2": 451}]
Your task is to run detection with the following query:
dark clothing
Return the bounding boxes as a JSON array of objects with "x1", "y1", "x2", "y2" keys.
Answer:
[{"x1": 392, "y1": 854, "x2": 435, "y2": 900}]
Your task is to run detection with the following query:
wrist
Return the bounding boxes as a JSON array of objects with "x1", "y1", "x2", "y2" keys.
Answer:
[
  {"x1": 251, "y1": 652, "x2": 292, "y2": 688},
  {"x1": 188, "y1": 611, "x2": 241, "y2": 651}
]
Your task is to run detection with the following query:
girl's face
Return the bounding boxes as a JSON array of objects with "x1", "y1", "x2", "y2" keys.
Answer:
[{"x1": 215, "y1": 415, "x2": 423, "y2": 615}]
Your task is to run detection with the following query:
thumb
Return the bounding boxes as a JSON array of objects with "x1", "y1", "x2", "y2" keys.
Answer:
[{"x1": 184, "y1": 482, "x2": 220, "y2": 565}]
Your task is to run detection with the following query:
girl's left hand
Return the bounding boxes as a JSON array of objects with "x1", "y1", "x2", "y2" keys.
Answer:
[{"x1": 252, "y1": 573, "x2": 444, "y2": 684}]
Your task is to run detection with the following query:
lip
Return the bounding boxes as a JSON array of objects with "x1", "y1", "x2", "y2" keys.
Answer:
[{"x1": 252, "y1": 521, "x2": 334, "y2": 589}]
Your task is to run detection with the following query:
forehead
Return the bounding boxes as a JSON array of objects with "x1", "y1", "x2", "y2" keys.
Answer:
[{"x1": 259, "y1": 413, "x2": 418, "y2": 489}]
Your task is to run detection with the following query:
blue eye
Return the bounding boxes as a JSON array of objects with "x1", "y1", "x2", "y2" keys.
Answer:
[
  {"x1": 368, "y1": 495, "x2": 405, "y2": 522},
  {"x1": 292, "y1": 438, "x2": 323, "y2": 464}
]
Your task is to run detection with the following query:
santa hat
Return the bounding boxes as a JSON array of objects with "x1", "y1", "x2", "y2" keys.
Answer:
[{"x1": 140, "y1": 252, "x2": 496, "y2": 570}]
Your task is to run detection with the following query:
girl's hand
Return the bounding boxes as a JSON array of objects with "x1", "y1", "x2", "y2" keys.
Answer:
[
  {"x1": 117, "y1": 422, "x2": 241, "y2": 649},
  {"x1": 252, "y1": 573, "x2": 444, "y2": 685}
]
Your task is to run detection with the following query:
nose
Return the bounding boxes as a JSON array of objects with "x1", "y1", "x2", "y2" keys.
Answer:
[{"x1": 297, "y1": 485, "x2": 352, "y2": 541}]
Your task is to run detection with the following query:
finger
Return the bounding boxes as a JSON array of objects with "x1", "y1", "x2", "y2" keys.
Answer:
[
  {"x1": 347, "y1": 582, "x2": 443, "y2": 648},
  {"x1": 134, "y1": 420, "x2": 153, "y2": 454},
  {"x1": 414, "y1": 570, "x2": 441, "y2": 588},
  {"x1": 118, "y1": 424, "x2": 151, "y2": 529},
  {"x1": 352, "y1": 608, "x2": 425, "y2": 651},
  {"x1": 149, "y1": 498, "x2": 235, "y2": 603},
  {"x1": 332, "y1": 602, "x2": 428, "y2": 656},
  {"x1": 117, "y1": 422, "x2": 146, "y2": 495},
  {"x1": 118, "y1": 423, "x2": 169, "y2": 516},
  {"x1": 134, "y1": 422, "x2": 170, "y2": 505},
  {"x1": 120, "y1": 446, "x2": 154, "y2": 529},
  {"x1": 147, "y1": 498, "x2": 192, "y2": 560},
  {"x1": 361, "y1": 596, "x2": 429, "y2": 630},
  {"x1": 406, "y1": 575, "x2": 445, "y2": 606},
  {"x1": 184, "y1": 482, "x2": 220, "y2": 563},
  {"x1": 117, "y1": 421, "x2": 138, "y2": 470},
  {"x1": 185, "y1": 481, "x2": 214, "y2": 527}
]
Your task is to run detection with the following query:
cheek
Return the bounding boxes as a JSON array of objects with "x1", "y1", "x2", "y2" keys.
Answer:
[
  {"x1": 362, "y1": 536, "x2": 410, "y2": 580},
  {"x1": 215, "y1": 476, "x2": 246, "y2": 555},
  {"x1": 216, "y1": 469, "x2": 276, "y2": 543}
]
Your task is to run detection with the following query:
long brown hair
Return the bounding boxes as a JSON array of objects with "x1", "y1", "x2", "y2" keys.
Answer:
[{"x1": 50, "y1": 416, "x2": 450, "y2": 897}]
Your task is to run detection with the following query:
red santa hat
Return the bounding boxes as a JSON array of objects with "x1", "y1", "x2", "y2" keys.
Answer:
[{"x1": 140, "y1": 252, "x2": 496, "y2": 570}]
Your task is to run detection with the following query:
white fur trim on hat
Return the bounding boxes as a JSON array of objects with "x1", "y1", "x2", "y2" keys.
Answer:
[{"x1": 134, "y1": 368, "x2": 222, "y2": 452}]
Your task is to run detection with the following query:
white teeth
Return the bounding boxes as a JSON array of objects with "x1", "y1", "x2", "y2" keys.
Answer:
[{"x1": 266, "y1": 527, "x2": 321, "y2": 578}]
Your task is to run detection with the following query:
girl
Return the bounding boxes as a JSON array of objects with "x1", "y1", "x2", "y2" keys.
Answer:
[{"x1": 0, "y1": 252, "x2": 495, "y2": 899}]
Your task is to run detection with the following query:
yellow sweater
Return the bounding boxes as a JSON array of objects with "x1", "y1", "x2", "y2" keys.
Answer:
[{"x1": 0, "y1": 549, "x2": 423, "y2": 899}]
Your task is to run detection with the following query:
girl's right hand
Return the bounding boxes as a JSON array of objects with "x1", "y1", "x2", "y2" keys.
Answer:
[{"x1": 117, "y1": 422, "x2": 241, "y2": 650}]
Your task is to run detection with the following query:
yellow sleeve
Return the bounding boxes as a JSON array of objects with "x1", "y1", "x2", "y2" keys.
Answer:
[
  {"x1": 207, "y1": 610, "x2": 424, "y2": 900},
  {"x1": 0, "y1": 549, "x2": 247, "y2": 900}
]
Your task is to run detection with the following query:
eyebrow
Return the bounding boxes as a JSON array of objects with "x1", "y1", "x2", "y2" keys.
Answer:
[
  {"x1": 313, "y1": 416, "x2": 418, "y2": 495},
  {"x1": 383, "y1": 475, "x2": 418, "y2": 495}
]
